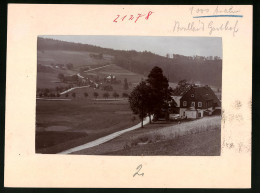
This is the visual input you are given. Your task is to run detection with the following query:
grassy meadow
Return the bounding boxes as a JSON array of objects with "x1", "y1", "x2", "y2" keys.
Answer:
[
  {"x1": 110, "y1": 128, "x2": 221, "y2": 156},
  {"x1": 36, "y1": 99, "x2": 138, "y2": 153},
  {"x1": 37, "y1": 50, "x2": 113, "y2": 89},
  {"x1": 72, "y1": 116, "x2": 221, "y2": 155},
  {"x1": 37, "y1": 50, "x2": 112, "y2": 68},
  {"x1": 83, "y1": 64, "x2": 145, "y2": 84}
]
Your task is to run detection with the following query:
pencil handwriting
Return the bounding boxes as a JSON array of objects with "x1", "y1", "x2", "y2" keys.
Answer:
[
  {"x1": 133, "y1": 164, "x2": 144, "y2": 177},
  {"x1": 190, "y1": 6, "x2": 240, "y2": 16},
  {"x1": 173, "y1": 20, "x2": 239, "y2": 37}
]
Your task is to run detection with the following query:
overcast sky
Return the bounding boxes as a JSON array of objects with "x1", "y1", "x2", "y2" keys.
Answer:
[{"x1": 40, "y1": 35, "x2": 222, "y2": 58}]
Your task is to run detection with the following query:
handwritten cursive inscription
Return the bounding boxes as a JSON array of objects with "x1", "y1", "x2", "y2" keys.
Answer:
[
  {"x1": 133, "y1": 164, "x2": 144, "y2": 177},
  {"x1": 173, "y1": 19, "x2": 239, "y2": 37},
  {"x1": 173, "y1": 20, "x2": 205, "y2": 32},
  {"x1": 208, "y1": 20, "x2": 239, "y2": 36},
  {"x1": 190, "y1": 6, "x2": 240, "y2": 16},
  {"x1": 213, "y1": 6, "x2": 240, "y2": 15},
  {"x1": 172, "y1": 6, "x2": 242, "y2": 36}
]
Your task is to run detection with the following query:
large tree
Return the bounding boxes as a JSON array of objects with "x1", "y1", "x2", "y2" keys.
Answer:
[
  {"x1": 129, "y1": 81, "x2": 151, "y2": 128},
  {"x1": 146, "y1": 66, "x2": 172, "y2": 120}
]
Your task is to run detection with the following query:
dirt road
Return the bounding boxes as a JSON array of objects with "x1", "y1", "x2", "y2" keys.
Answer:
[
  {"x1": 58, "y1": 116, "x2": 150, "y2": 154},
  {"x1": 83, "y1": 64, "x2": 111, "y2": 72},
  {"x1": 60, "y1": 85, "x2": 90, "y2": 95}
]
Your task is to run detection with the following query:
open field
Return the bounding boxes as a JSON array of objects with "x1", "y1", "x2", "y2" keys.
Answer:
[
  {"x1": 108, "y1": 129, "x2": 220, "y2": 156},
  {"x1": 72, "y1": 116, "x2": 221, "y2": 155},
  {"x1": 37, "y1": 72, "x2": 69, "y2": 89},
  {"x1": 82, "y1": 64, "x2": 145, "y2": 84},
  {"x1": 38, "y1": 50, "x2": 113, "y2": 69},
  {"x1": 43, "y1": 64, "x2": 146, "y2": 99},
  {"x1": 37, "y1": 49, "x2": 113, "y2": 89},
  {"x1": 36, "y1": 99, "x2": 138, "y2": 153}
]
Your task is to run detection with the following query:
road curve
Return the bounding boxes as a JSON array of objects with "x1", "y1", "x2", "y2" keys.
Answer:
[{"x1": 57, "y1": 116, "x2": 150, "y2": 154}]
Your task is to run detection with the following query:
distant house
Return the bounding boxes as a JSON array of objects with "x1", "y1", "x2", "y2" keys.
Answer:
[
  {"x1": 172, "y1": 85, "x2": 221, "y2": 119},
  {"x1": 105, "y1": 74, "x2": 116, "y2": 82}
]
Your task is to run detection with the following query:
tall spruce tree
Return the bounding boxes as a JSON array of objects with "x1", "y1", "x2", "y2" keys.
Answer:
[{"x1": 146, "y1": 66, "x2": 172, "y2": 120}]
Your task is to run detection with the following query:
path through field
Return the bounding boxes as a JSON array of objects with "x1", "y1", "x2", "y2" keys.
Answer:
[
  {"x1": 59, "y1": 64, "x2": 112, "y2": 95},
  {"x1": 58, "y1": 116, "x2": 150, "y2": 154},
  {"x1": 83, "y1": 64, "x2": 111, "y2": 72},
  {"x1": 60, "y1": 85, "x2": 90, "y2": 95}
]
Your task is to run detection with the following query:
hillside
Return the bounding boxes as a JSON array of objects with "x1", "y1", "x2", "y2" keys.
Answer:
[
  {"x1": 38, "y1": 37, "x2": 222, "y2": 87},
  {"x1": 37, "y1": 42, "x2": 144, "y2": 98}
]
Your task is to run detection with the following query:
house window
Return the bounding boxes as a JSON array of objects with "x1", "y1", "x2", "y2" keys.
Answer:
[
  {"x1": 198, "y1": 102, "x2": 202, "y2": 107},
  {"x1": 191, "y1": 94, "x2": 194, "y2": 97},
  {"x1": 183, "y1": 101, "x2": 187, "y2": 107},
  {"x1": 191, "y1": 102, "x2": 195, "y2": 107}
]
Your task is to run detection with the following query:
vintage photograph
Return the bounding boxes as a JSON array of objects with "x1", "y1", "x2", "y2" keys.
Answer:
[{"x1": 36, "y1": 35, "x2": 222, "y2": 155}]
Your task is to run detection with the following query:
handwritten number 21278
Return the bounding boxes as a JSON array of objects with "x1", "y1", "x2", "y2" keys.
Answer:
[{"x1": 113, "y1": 11, "x2": 154, "y2": 23}]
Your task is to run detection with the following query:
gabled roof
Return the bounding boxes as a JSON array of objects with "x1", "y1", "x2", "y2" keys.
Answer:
[
  {"x1": 172, "y1": 84, "x2": 221, "y2": 107},
  {"x1": 190, "y1": 86, "x2": 221, "y2": 107},
  {"x1": 203, "y1": 86, "x2": 221, "y2": 106},
  {"x1": 193, "y1": 87, "x2": 213, "y2": 101}
]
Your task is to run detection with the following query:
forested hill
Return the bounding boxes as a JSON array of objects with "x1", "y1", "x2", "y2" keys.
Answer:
[{"x1": 38, "y1": 37, "x2": 222, "y2": 87}]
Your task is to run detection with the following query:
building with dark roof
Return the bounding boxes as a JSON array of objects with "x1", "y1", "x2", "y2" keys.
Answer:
[{"x1": 172, "y1": 85, "x2": 221, "y2": 119}]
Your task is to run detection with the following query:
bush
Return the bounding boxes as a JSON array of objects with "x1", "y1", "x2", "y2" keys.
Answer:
[
  {"x1": 122, "y1": 93, "x2": 129, "y2": 98},
  {"x1": 113, "y1": 92, "x2": 119, "y2": 99},
  {"x1": 93, "y1": 92, "x2": 99, "y2": 99},
  {"x1": 50, "y1": 93, "x2": 55, "y2": 97},
  {"x1": 103, "y1": 92, "x2": 109, "y2": 99}
]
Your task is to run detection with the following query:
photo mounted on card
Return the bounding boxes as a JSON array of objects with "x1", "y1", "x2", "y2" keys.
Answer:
[{"x1": 5, "y1": 4, "x2": 252, "y2": 188}]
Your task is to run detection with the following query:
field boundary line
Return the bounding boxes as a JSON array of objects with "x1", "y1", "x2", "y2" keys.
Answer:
[{"x1": 36, "y1": 98, "x2": 72, "y2": 101}]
